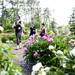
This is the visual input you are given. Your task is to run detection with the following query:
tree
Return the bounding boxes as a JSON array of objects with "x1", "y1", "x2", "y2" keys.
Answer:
[
  {"x1": 69, "y1": 7, "x2": 75, "y2": 34},
  {"x1": 0, "y1": 0, "x2": 17, "y2": 31},
  {"x1": 0, "y1": 0, "x2": 25, "y2": 32},
  {"x1": 26, "y1": 0, "x2": 40, "y2": 20},
  {"x1": 33, "y1": 1, "x2": 41, "y2": 28},
  {"x1": 43, "y1": 8, "x2": 52, "y2": 31},
  {"x1": 0, "y1": 0, "x2": 5, "y2": 26},
  {"x1": 51, "y1": 18, "x2": 56, "y2": 33},
  {"x1": 43, "y1": 8, "x2": 51, "y2": 24}
]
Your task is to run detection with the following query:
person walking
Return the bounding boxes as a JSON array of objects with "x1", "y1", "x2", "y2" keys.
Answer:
[
  {"x1": 29, "y1": 18, "x2": 36, "y2": 36},
  {"x1": 12, "y1": 15, "x2": 24, "y2": 49},
  {"x1": 40, "y1": 23, "x2": 46, "y2": 37}
]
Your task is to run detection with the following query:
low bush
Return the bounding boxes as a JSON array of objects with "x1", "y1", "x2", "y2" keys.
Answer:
[
  {"x1": 25, "y1": 38, "x2": 60, "y2": 67},
  {"x1": 0, "y1": 43, "x2": 23, "y2": 75}
]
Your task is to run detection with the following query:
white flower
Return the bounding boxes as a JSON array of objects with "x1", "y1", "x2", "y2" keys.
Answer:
[
  {"x1": 44, "y1": 67, "x2": 50, "y2": 72},
  {"x1": 10, "y1": 41, "x2": 13, "y2": 43},
  {"x1": 31, "y1": 63, "x2": 50, "y2": 75},
  {"x1": 53, "y1": 50, "x2": 56, "y2": 54},
  {"x1": 72, "y1": 65, "x2": 75, "y2": 69},
  {"x1": 31, "y1": 63, "x2": 43, "y2": 75},
  {"x1": 32, "y1": 63, "x2": 42, "y2": 72},
  {"x1": 65, "y1": 73, "x2": 69, "y2": 75},
  {"x1": 56, "y1": 50, "x2": 63, "y2": 55},
  {"x1": 70, "y1": 47, "x2": 75, "y2": 56},
  {"x1": 0, "y1": 26, "x2": 4, "y2": 32},
  {"x1": 0, "y1": 70, "x2": 8, "y2": 75},
  {"x1": 62, "y1": 63, "x2": 66, "y2": 68},
  {"x1": 49, "y1": 45, "x2": 54, "y2": 50},
  {"x1": 6, "y1": 40, "x2": 10, "y2": 43},
  {"x1": 41, "y1": 68, "x2": 45, "y2": 72},
  {"x1": 38, "y1": 70, "x2": 46, "y2": 75},
  {"x1": 41, "y1": 71, "x2": 46, "y2": 75},
  {"x1": 31, "y1": 71, "x2": 35, "y2": 75}
]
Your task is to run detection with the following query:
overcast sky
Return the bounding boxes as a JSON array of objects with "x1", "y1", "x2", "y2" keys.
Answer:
[{"x1": 39, "y1": 0, "x2": 75, "y2": 26}]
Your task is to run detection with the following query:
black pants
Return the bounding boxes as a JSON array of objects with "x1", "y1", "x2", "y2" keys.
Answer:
[{"x1": 15, "y1": 31, "x2": 22, "y2": 45}]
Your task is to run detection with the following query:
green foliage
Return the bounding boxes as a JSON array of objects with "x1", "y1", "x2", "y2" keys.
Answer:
[
  {"x1": 34, "y1": 16, "x2": 41, "y2": 29},
  {"x1": 22, "y1": 35, "x2": 28, "y2": 41},
  {"x1": 25, "y1": 35, "x2": 75, "y2": 75},
  {"x1": 47, "y1": 66, "x2": 64, "y2": 75},
  {"x1": 25, "y1": 39, "x2": 60, "y2": 67},
  {"x1": 1, "y1": 34, "x2": 15, "y2": 43},
  {"x1": 1, "y1": 37, "x2": 8, "y2": 43},
  {"x1": 53, "y1": 35, "x2": 69, "y2": 53},
  {"x1": 69, "y1": 8, "x2": 75, "y2": 34},
  {"x1": 0, "y1": 8, "x2": 16, "y2": 32},
  {"x1": 70, "y1": 24, "x2": 75, "y2": 35},
  {"x1": 0, "y1": 43, "x2": 23, "y2": 75}
]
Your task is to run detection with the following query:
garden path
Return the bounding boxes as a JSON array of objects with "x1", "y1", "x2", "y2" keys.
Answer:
[{"x1": 12, "y1": 41, "x2": 31, "y2": 75}]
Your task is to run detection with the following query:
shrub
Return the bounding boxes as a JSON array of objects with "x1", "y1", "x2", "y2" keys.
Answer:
[
  {"x1": 1, "y1": 36, "x2": 8, "y2": 43},
  {"x1": 25, "y1": 40, "x2": 60, "y2": 67},
  {"x1": 0, "y1": 43, "x2": 23, "y2": 75},
  {"x1": 8, "y1": 35, "x2": 15, "y2": 41}
]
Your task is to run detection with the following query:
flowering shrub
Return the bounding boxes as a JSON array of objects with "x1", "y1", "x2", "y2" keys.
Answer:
[
  {"x1": 41, "y1": 35, "x2": 54, "y2": 42},
  {"x1": 69, "y1": 39, "x2": 75, "y2": 47},
  {"x1": 23, "y1": 34, "x2": 38, "y2": 47},
  {"x1": 24, "y1": 34, "x2": 75, "y2": 75},
  {"x1": 31, "y1": 62, "x2": 50, "y2": 75},
  {"x1": 25, "y1": 36, "x2": 61, "y2": 67},
  {"x1": 70, "y1": 47, "x2": 75, "y2": 56},
  {"x1": 31, "y1": 63, "x2": 65, "y2": 75}
]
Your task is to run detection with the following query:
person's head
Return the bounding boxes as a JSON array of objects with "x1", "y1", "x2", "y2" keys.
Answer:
[
  {"x1": 42, "y1": 23, "x2": 45, "y2": 26},
  {"x1": 16, "y1": 15, "x2": 20, "y2": 20}
]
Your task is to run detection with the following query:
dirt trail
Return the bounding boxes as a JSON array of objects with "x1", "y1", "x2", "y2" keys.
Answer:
[{"x1": 12, "y1": 41, "x2": 31, "y2": 75}]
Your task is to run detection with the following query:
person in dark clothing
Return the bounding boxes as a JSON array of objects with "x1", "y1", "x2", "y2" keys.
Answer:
[
  {"x1": 40, "y1": 23, "x2": 46, "y2": 37},
  {"x1": 30, "y1": 25, "x2": 36, "y2": 36},
  {"x1": 29, "y1": 20, "x2": 36, "y2": 36},
  {"x1": 14, "y1": 22, "x2": 22, "y2": 45},
  {"x1": 12, "y1": 15, "x2": 23, "y2": 46}
]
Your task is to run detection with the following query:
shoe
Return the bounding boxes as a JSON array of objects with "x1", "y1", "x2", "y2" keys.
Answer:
[
  {"x1": 16, "y1": 45, "x2": 19, "y2": 50},
  {"x1": 19, "y1": 43, "x2": 22, "y2": 49}
]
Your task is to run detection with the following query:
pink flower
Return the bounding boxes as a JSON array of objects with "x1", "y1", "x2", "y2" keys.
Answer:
[
  {"x1": 24, "y1": 47, "x2": 28, "y2": 53},
  {"x1": 47, "y1": 38, "x2": 53, "y2": 42},
  {"x1": 49, "y1": 34, "x2": 53, "y2": 37},
  {"x1": 33, "y1": 52, "x2": 39, "y2": 57},
  {"x1": 33, "y1": 34, "x2": 38, "y2": 37},
  {"x1": 42, "y1": 36, "x2": 48, "y2": 40}
]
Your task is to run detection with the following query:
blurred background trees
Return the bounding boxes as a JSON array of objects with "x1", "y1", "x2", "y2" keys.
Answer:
[
  {"x1": 0, "y1": 0, "x2": 57, "y2": 33},
  {"x1": 69, "y1": 7, "x2": 75, "y2": 35}
]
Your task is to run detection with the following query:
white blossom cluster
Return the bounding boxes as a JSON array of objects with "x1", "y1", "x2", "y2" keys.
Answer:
[{"x1": 31, "y1": 63, "x2": 50, "y2": 75}]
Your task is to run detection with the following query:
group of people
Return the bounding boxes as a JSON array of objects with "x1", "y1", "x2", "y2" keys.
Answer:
[{"x1": 12, "y1": 15, "x2": 46, "y2": 49}]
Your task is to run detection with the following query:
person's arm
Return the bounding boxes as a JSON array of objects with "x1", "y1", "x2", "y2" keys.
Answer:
[
  {"x1": 12, "y1": 22, "x2": 15, "y2": 28},
  {"x1": 45, "y1": 26, "x2": 47, "y2": 35},
  {"x1": 39, "y1": 26, "x2": 42, "y2": 32},
  {"x1": 21, "y1": 21, "x2": 25, "y2": 34}
]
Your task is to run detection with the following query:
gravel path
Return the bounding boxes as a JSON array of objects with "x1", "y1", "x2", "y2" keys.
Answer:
[{"x1": 12, "y1": 42, "x2": 32, "y2": 75}]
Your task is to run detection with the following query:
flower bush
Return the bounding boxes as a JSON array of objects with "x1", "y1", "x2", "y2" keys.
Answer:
[
  {"x1": 31, "y1": 62, "x2": 50, "y2": 75},
  {"x1": 31, "y1": 63, "x2": 65, "y2": 75},
  {"x1": 24, "y1": 34, "x2": 75, "y2": 75},
  {"x1": 25, "y1": 39, "x2": 60, "y2": 66},
  {"x1": 25, "y1": 35, "x2": 63, "y2": 67}
]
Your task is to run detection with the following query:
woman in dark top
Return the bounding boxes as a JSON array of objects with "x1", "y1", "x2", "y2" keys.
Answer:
[
  {"x1": 40, "y1": 23, "x2": 46, "y2": 37},
  {"x1": 30, "y1": 23, "x2": 36, "y2": 36},
  {"x1": 13, "y1": 15, "x2": 22, "y2": 45}
]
